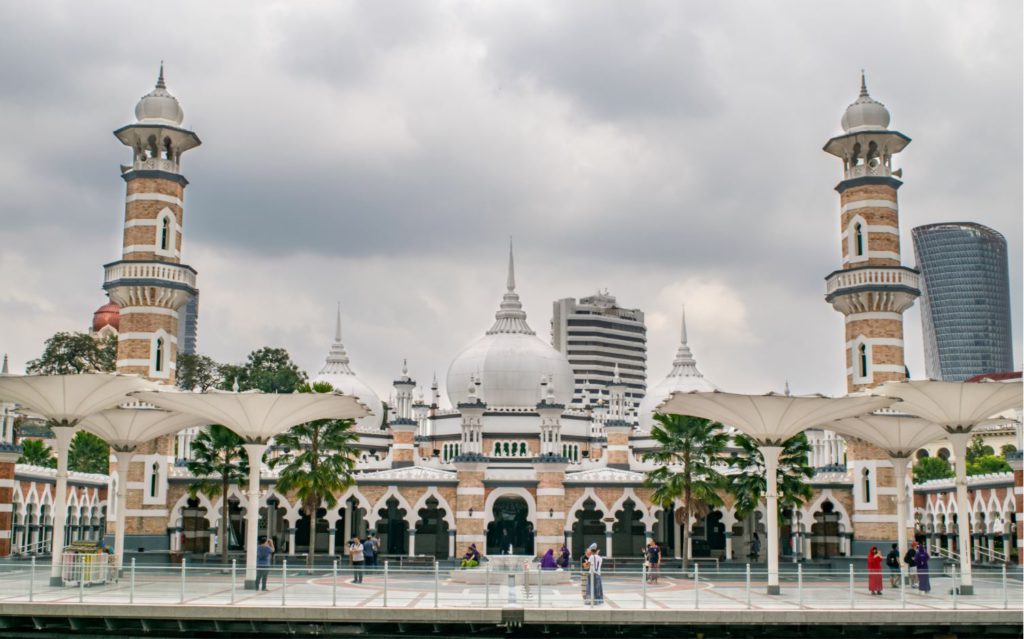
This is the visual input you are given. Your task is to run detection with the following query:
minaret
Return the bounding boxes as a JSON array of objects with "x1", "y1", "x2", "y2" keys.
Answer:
[
  {"x1": 604, "y1": 364, "x2": 632, "y2": 469},
  {"x1": 388, "y1": 360, "x2": 417, "y2": 468},
  {"x1": 101, "y1": 66, "x2": 201, "y2": 552},
  {"x1": 823, "y1": 73, "x2": 920, "y2": 552}
]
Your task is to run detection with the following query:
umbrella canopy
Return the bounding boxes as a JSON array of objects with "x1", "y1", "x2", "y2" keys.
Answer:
[
  {"x1": 657, "y1": 390, "x2": 896, "y2": 444},
  {"x1": 826, "y1": 411, "x2": 946, "y2": 457},
  {"x1": 875, "y1": 380, "x2": 1022, "y2": 430},
  {"x1": 0, "y1": 373, "x2": 158, "y2": 425},
  {"x1": 131, "y1": 389, "x2": 369, "y2": 442},
  {"x1": 80, "y1": 403, "x2": 211, "y2": 450}
]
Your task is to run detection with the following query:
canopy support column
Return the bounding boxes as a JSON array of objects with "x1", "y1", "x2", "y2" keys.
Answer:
[
  {"x1": 890, "y1": 456, "x2": 911, "y2": 563},
  {"x1": 112, "y1": 448, "x2": 136, "y2": 573},
  {"x1": 242, "y1": 442, "x2": 268, "y2": 590},
  {"x1": 49, "y1": 426, "x2": 76, "y2": 586},
  {"x1": 762, "y1": 445, "x2": 783, "y2": 595},
  {"x1": 947, "y1": 432, "x2": 974, "y2": 594}
]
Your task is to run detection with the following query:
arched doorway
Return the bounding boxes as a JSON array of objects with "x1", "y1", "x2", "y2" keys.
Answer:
[
  {"x1": 611, "y1": 499, "x2": 645, "y2": 557},
  {"x1": 811, "y1": 500, "x2": 841, "y2": 559},
  {"x1": 570, "y1": 498, "x2": 605, "y2": 558},
  {"x1": 182, "y1": 497, "x2": 210, "y2": 553},
  {"x1": 487, "y1": 496, "x2": 534, "y2": 555},
  {"x1": 346, "y1": 496, "x2": 368, "y2": 539},
  {"x1": 375, "y1": 497, "x2": 409, "y2": 555},
  {"x1": 296, "y1": 507, "x2": 330, "y2": 554},
  {"x1": 693, "y1": 510, "x2": 726, "y2": 558},
  {"x1": 414, "y1": 497, "x2": 450, "y2": 558}
]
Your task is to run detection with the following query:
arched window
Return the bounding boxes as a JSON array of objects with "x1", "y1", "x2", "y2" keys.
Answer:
[
  {"x1": 160, "y1": 216, "x2": 171, "y2": 251},
  {"x1": 150, "y1": 461, "x2": 159, "y2": 498},
  {"x1": 862, "y1": 468, "x2": 871, "y2": 502},
  {"x1": 853, "y1": 222, "x2": 864, "y2": 256},
  {"x1": 154, "y1": 337, "x2": 165, "y2": 372},
  {"x1": 858, "y1": 343, "x2": 868, "y2": 379}
]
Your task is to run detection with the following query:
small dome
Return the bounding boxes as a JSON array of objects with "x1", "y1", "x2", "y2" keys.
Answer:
[
  {"x1": 312, "y1": 308, "x2": 383, "y2": 432},
  {"x1": 841, "y1": 72, "x2": 890, "y2": 133},
  {"x1": 92, "y1": 302, "x2": 120, "y2": 332},
  {"x1": 134, "y1": 64, "x2": 184, "y2": 126},
  {"x1": 638, "y1": 308, "x2": 716, "y2": 431}
]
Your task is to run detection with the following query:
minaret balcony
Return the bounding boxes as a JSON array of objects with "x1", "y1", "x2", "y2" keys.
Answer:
[
  {"x1": 825, "y1": 265, "x2": 920, "y2": 314},
  {"x1": 126, "y1": 157, "x2": 180, "y2": 174},
  {"x1": 103, "y1": 260, "x2": 198, "y2": 304}
]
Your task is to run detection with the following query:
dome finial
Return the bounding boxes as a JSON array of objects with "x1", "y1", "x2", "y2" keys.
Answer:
[
  {"x1": 680, "y1": 304, "x2": 688, "y2": 345},
  {"x1": 402, "y1": 358, "x2": 408, "y2": 376},
  {"x1": 1, "y1": 353, "x2": 8, "y2": 375},
  {"x1": 859, "y1": 69, "x2": 868, "y2": 97},
  {"x1": 335, "y1": 302, "x2": 342, "y2": 342},
  {"x1": 507, "y1": 237, "x2": 516, "y2": 292},
  {"x1": 157, "y1": 61, "x2": 166, "y2": 89}
]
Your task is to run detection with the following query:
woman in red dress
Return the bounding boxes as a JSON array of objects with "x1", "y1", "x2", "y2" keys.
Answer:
[{"x1": 867, "y1": 546, "x2": 884, "y2": 595}]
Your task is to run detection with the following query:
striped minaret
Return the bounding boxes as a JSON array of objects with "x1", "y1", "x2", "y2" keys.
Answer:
[{"x1": 824, "y1": 73, "x2": 920, "y2": 552}]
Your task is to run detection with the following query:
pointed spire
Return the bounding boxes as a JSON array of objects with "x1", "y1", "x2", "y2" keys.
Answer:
[
  {"x1": 487, "y1": 238, "x2": 534, "y2": 335},
  {"x1": 334, "y1": 302, "x2": 342, "y2": 342},
  {"x1": 784, "y1": 380, "x2": 791, "y2": 396},
  {"x1": 680, "y1": 305, "x2": 688, "y2": 345},
  {"x1": 669, "y1": 305, "x2": 700, "y2": 374},
  {"x1": 1, "y1": 354, "x2": 8, "y2": 375},
  {"x1": 319, "y1": 306, "x2": 353, "y2": 375},
  {"x1": 402, "y1": 358, "x2": 408, "y2": 377},
  {"x1": 506, "y1": 237, "x2": 516, "y2": 292},
  {"x1": 859, "y1": 69, "x2": 868, "y2": 97},
  {"x1": 156, "y1": 61, "x2": 166, "y2": 89}
]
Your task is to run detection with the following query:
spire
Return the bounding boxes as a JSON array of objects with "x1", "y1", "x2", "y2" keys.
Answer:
[
  {"x1": 487, "y1": 239, "x2": 534, "y2": 335},
  {"x1": 334, "y1": 302, "x2": 343, "y2": 342},
  {"x1": 507, "y1": 237, "x2": 516, "y2": 292},
  {"x1": 680, "y1": 305, "x2": 688, "y2": 345},
  {"x1": 1, "y1": 354, "x2": 7, "y2": 375},
  {"x1": 859, "y1": 69, "x2": 868, "y2": 97},
  {"x1": 318, "y1": 306, "x2": 354, "y2": 375},
  {"x1": 402, "y1": 358, "x2": 409, "y2": 377},
  {"x1": 669, "y1": 306, "x2": 701, "y2": 375},
  {"x1": 784, "y1": 380, "x2": 791, "y2": 396},
  {"x1": 156, "y1": 61, "x2": 166, "y2": 89}
]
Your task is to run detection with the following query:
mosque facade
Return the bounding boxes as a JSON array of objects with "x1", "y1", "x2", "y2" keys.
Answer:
[{"x1": 0, "y1": 69, "x2": 1020, "y2": 566}]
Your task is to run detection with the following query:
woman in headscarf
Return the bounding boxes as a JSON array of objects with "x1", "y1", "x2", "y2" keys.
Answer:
[
  {"x1": 866, "y1": 546, "x2": 883, "y2": 595},
  {"x1": 557, "y1": 544, "x2": 570, "y2": 570},
  {"x1": 540, "y1": 548, "x2": 557, "y2": 570},
  {"x1": 915, "y1": 544, "x2": 931, "y2": 593},
  {"x1": 460, "y1": 543, "x2": 480, "y2": 569}
]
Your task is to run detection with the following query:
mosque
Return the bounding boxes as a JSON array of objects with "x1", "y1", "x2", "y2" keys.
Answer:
[{"x1": 2, "y1": 68, "x2": 1020, "y2": 567}]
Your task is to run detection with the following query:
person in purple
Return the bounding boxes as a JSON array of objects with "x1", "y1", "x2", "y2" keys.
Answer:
[
  {"x1": 540, "y1": 548, "x2": 557, "y2": 570},
  {"x1": 556, "y1": 545, "x2": 570, "y2": 570},
  {"x1": 914, "y1": 544, "x2": 931, "y2": 593}
]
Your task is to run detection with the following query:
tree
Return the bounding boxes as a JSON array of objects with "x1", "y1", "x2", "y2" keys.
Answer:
[
  {"x1": 68, "y1": 431, "x2": 109, "y2": 474},
  {"x1": 26, "y1": 332, "x2": 117, "y2": 375},
  {"x1": 1000, "y1": 444, "x2": 1018, "y2": 458},
  {"x1": 235, "y1": 347, "x2": 306, "y2": 393},
  {"x1": 185, "y1": 425, "x2": 249, "y2": 564},
  {"x1": 730, "y1": 433, "x2": 814, "y2": 557},
  {"x1": 965, "y1": 435, "x2": 995, "y2": 463},
  {"x1": 17, "y1": 439, "x2": 55, "y2": 468},
  {"x1": 270, "y1": 382, "x2": 360, "y2": 570},
  {"x1": 967, "y1": 454, "x2": 1011, "y2": 476},
  {"x1": 175, "y1": 354, "x2": 223, "y2": 392},
  {"x1": 913, "y1": 456, "x2": 954, "y2": 483},
  {"x1": 643, "y1": 413, "x2": 729, "y2": 573}
]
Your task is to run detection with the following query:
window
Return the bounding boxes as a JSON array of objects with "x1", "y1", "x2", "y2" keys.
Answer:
[
  {"x1": 160, "y1": 216, "x2": 171, "y2": 251},
  {"x1": 154, "y1": 337, "x2": 165, "y2": 372},
  {"x1": 858, "y1": 343, "x2": 868, "y2": 379},
  {"x1": 854, "y1": 222, "x2": 864, "y2": 256},
  {"x1": 862, "y1": 468, "x2": 871, "y2": 503},
  {"x1": 150, "y1": 461, "x2": 159, "y2": 498}
]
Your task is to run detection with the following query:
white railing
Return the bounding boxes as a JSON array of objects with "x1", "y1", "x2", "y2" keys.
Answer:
[
  {"x1": 104, "y1": 261, "x2": 197, "y2": 289},
  {"x1": 132, "y1": 157, "x2": 179, "y2": 173},
  {"x1": 845, "y1": 163, "x2": 890, "y2": 179},
  {"x1": 826, "y1": 266, "x2": 919, "y2": 296}
]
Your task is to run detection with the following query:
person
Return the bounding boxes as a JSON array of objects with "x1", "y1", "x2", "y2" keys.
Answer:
[
  {"x1": 749, "y1": 532, "x2": 761, "y2": 561},
  {"x1": 645, "y1": 538, "x2": 661, "y2": 584},
  {"x1": 460, "y1": 543, "x2": 480, "y2": 568},
  {"x1": 556, "y1": 544, "x2": 570, "y2": 570},
  {"x1": 540, "y1": 548, "x2": 557, "y2": 570},
  {"x1": 587, "y1": 543, "x2": 604, "y2": 605},
  {"x1": 362, "y1": 533, "x2": 378, "y2": 575},
  {"x1": 885, "y1": 543, "x2": 902, "y2": 588},
  {"x1": 256, "y1": 537, "x2": 274, "y2": 591},
  {"x1": 867, "y1": 546, "x2": 883, "y2": 595},
  {"x1": 348, "y1": 537, "x2": 365, "y2": 584},
  {"x1": 903, "y1": 542, "x2": 919, "y2": 588},
  {"x1": 915, "y1": 544, "x2": 931, "y2": 593},
  {"x1": 580, "y1": 548, "x2": 592, "y2": 602}
]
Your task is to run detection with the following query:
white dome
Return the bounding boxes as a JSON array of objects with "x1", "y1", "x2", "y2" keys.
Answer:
[
  {"x1": 841, "y1": 73, "x2": 890, "y2": 133},
  {"x1": 638, "y1": 309, "x2": 717, "y2": 431},
  {"x1": 446, "y1": 243, "x2": 574, "y2": 409},
  {"x1": 312, "y1": 309, "x2": 383, "y2": 432},
  {"x1": 135, "y1": 65, "x2": 185, "y2": 127}
]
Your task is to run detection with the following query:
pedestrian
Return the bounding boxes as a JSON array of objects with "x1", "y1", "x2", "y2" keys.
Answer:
[
  {"x1": 645, "y1": 538, "x2": 661, "y2": 584},
  {"x1": 750, "y1": 532, "x2": 761, "y2": 561},
  {"x1": 885, "y1": 543, "x2": 901, "y2": 588},
  {"x1": 867, "y1": 546, "x2": 883, "y2": 595},
  {"x1": 460, "y1": 543, "x2": 480, "y2": 568},
  {"x1": 903, "y1": 542, "x2": 918, "y2": 588},
  {"x1": 587, "y1": 542, "x2": 604, "y2": 605},
  {"x1": 580, "y1": 547, "x2": 592, "y2": 602},
  {"x1": 256, "y1": 537, "x2": 274, "y2": 591},
  {"x1": 915, "y1": 544, "x2": 931, "y2": 593},
  {"x1": 348, "y1": 537, "x2": 365, "y2": 583},
  {"x1": 556, "y1": 544, "x2": 570, "y2": 570},
  {"x1": 362, "y1": 533, "x2": 378, "y2": 574},
  {"x1": 540, "y1": 548, "x2": 557, "y2": 570}
]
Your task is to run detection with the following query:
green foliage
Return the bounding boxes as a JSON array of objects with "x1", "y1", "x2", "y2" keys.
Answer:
[
  {"x1": 270, "y1": 381, "x2": 360, "y2": 569},
  {"x1": 912, "y1": 456, "x2": 954, "y2": 483},
  {"x1": 17, "y1": 439, "x2": 55, "y2": 468},
  {"x1": 730, "y1": 433, "x2": 814, "y2": 517},
  {"x1": 26, "y1": 332, "x2": 117, "y2": 375},
  {"x1": 230, "y1": 347, "x2": 307, "y2": 393},
  {"x1": 186, "y1": 425, "x2": 249, "y2": 564},
  {"x1": 965, "y1": 435, "x2": 995, "y2": 463},
  {"x1": 175, "y1": 354, "x2": 223, "y2": 392},
  {"x1": 967, "y1": 454, "x2": 1011, "y2": 476},
  {"x1": 643, "y1": 413, "x2": 729, "y2": 571},
  {"x1": 68, "y1": 431, "x2": 109, "y2": 474},
  {"x1": 1000, "y1": 444, "x2": 1018, "y2": 457}
]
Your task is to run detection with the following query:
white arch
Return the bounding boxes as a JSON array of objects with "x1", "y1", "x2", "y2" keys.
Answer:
[
  {"x1": 563, "y1": 487, "x2": 610, "y2": 533},
  {"x1": 411, "y1": 488, "x2": 456, "y2": 529},
  {"x1": 367, "y1": 487, "x2": 416, "y2": 528},
  {"x1": 609, "y1": 488, "x2": 657, "y2": 530},
  {"x1": 170, "y1": 491, "x2": 215, "y2": 528},
  {"x1": 484, "y1": 487, "x2": 537, "y2": 529},
  {"x1": 806, "y1": 489, "x2": 852, "y2": 533}
]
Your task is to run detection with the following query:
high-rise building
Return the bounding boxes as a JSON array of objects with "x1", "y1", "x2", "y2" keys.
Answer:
[
  {"x1": 176, "y1": 292, "x2": 200, "y2": 355},
  {"x1": 912, "y1": 222, "x2": 1014, "y2": 381},
  {"x1": 551, "y1": 291, "x2": 646, "y2": 421}
]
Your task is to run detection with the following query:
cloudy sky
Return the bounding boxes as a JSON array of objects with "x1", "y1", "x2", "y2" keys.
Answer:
[{"x1": 0, "y1": 1, "x2": 1020, "y2": 404}]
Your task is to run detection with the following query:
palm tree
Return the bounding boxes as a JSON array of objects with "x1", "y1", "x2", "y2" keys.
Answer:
[
  {"x1": 730, "y1": 433, "x2": 814, "y2": 560},
  {"x1": 18, "y1": 439, "x2": 56, "y2": 468},
  {"x1": 270, "y1": 382, "x2": 361, "y2": 570},
  {"x1": 643, "y1": 413, "x2": 729, "y2": 573},
  {"x1": 185, "y1": 425, "x2": 249, "y2": 565}
]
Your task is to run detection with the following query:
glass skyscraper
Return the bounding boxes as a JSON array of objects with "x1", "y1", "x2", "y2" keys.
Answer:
[{"x1": 912, "y1": 223, "x2": 1014, "y2": 381}]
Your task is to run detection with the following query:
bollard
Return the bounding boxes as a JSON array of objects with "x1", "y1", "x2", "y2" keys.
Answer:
[
  {"x1": 130, "y1": 558, "x2": 135, "y2": 604},
  {"x1": 484, "y1": 565, "x2": 490, "y2": 608},
  {"x1": 28, "y1": 557, "x2": 34, "y2": 602},
  {"x1": 282, "y1": 560, "x2": 287, "y2": 606},
  {"x1": 952, "y1": 566, "x2": 958, "y2": 610},
  {"x1": 231, "y1": 559, "x2": 236, "y2": 605},
  {"x1": 1001, "y1": 564, "x2": 1007, "y2": 610},
  {"x1": 694, "y1": 563, "x2": 700, "y2": 610},
  {"x1": 537, "y1": 565, "x2": 542, "y2": 609},
  {"x1": 797, "y1": 563, "x2": 803, "y2": 608},
  {"x1": 383, "y1": 561, "x2": 389, "y2": 608},
  {"x1": 332, "y1": 560, "x2": 338, "y2": 607},
  {"x1": 642, "y1": 564, "x2": 647, "y2": 610},
  {"x1": 848, "y1": 564, "x2": 854, "y2": 609},
  {"x1": 79, "y1": 563, "x2": 85, "y2": 603},
  {"x1": 434, "y1": 562, "x2": 439, "y2": 609},
  {"x1": 180, "y1": 558, "x2": 186, "y2": 604},
  {"x1": 745, "y1": 563, "x2": 751, "y2": 609},
  {"x1": 588, "y1": 571, "x2": 594, "y2": 607},
  {"x1": 900, "y1": 567, "x2": 905, "y2": 609}
]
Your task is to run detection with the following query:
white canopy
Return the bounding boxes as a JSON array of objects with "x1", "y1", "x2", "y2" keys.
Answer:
[
  {"x1": 826, "y1": 411, "x2": 946, "y2": 457},
  {"x1": 80, "y1": 403, "x2": 211, "y2": 449},
  {"x1": 657, "y1": 390, "x2": 896, "y2": 444},
  {"x1": 131, "y1": 389, "x2": 369, "y2": 442},
  {"x1": 875, "y1": 380, "x2": 1022, "y2": 430},
  {"x1": 0, "y1": 373, "x2": 157, "y2": 425}
]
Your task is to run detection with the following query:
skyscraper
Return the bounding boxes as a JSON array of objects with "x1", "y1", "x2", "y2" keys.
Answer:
[
  {"x1": 551, "y1": 291, "x2": 646, "y2": 421},
  {"x1": 912, "y1": 222, "x2": 1014, "y2": 381},
  {"x1": 176, "y1": 291, "x2": 200, "y2": 356}
]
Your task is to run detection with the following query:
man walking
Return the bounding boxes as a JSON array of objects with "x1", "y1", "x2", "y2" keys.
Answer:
[
  {"x1": 903, "y1": 542, "x2": 919, "y2": 588},
  {"x1": 362, "y1": 532, "x2": 378, "y2": 574},
  {"x1": 587, "y1": 542, "x2": 604, "y2": 605},
  {"x1": 256, "y1": 537, "x2": 274, "y2": 591},
  {"x1": 348, "y1": 537, "x2": 365, "y2": 583}
]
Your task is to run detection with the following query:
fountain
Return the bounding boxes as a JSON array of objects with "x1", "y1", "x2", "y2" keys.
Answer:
[{"x1": 450, "y1": 551, "x2": 573, "y2": 585}]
